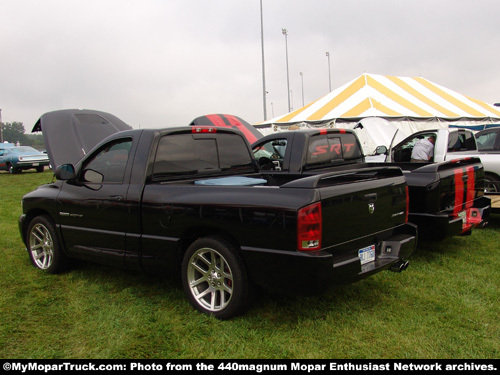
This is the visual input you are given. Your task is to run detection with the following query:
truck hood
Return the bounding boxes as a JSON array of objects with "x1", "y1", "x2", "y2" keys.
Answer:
[
  {"x1": 190, "y1": 114, "x2": 263, "y2": 144},
  {"x1": 32, "y1": 109, "x2": 132, "y2": 168}
]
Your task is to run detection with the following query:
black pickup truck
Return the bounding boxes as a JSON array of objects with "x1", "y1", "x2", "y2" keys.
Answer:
[
  {"x1": 252, "y1": 128, "x2": 490, "y2": 241},
  {"x1": 19, "y1": 110, "x2": 417, "y2": 319}
]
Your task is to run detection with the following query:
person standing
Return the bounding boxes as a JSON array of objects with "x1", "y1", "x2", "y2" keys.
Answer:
[{"x1": 411, "y1": 135, "x2": 436, "y2": 162}]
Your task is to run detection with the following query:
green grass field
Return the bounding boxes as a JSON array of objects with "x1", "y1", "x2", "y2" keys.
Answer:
[{"x1": 1, "y1": 170, "x2": 499, "y2": 359}]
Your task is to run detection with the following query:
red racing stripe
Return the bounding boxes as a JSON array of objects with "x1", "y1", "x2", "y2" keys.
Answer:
[
  {"x1": 205, "y1": 114, "x2": 231, "y2": 128},
  {"x1": 453, "y1": 168, "x2": 465, "y2": 216},
  {"x1": 465, "y1": 166, "x2": 475, "y2": 209},
  {"x1": 225, "y1": 114, "x2": 259, "y2": 144}
]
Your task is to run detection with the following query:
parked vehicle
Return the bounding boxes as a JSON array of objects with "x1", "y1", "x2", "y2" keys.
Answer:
[
  {"x1": 253, "y1": 128, "x2": 490, "y2": 241},
  {"x1": 0, "y1": 144, "x2": 50, "y2": 173},
  {"x1": 19, "y1": 110, "x2": 417, "y2": 319}
]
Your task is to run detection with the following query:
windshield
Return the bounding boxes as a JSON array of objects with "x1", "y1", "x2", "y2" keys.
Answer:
[{"x1": 10, "y1": 147, "x2": 41, "y2": 154}]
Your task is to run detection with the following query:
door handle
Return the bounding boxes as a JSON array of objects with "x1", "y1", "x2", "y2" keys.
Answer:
[{"x1": 108, "y1": 195, "x2": 123, "y2": 202}]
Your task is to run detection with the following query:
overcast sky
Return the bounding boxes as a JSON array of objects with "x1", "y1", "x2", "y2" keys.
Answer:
[{"x1": 1, "y1": 0, "x2": 499, "y2": 130}]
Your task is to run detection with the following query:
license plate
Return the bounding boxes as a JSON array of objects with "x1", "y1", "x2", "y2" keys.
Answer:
[
  {"x1": 458, "y1": 210, "x2": 466, "y2": 227},
  {"x1": 358, "y1": 245, "x2": 375, "y2": 265},
  {"x1": 33, "y1": 163, "x2": 39, "y2": 166}
]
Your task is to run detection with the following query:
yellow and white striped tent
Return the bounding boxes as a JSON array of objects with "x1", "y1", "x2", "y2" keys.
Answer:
[{"x1": 259, "y1": 73, "x2": 500, "y2": 134}]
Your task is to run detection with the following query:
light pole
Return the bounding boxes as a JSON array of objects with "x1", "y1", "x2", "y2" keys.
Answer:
[
  {"x1": 300, "y1": 72, "x2": 304, "y2": 107},
  {"x1": 326, "y1": 51, "x2": 332, "y2": 92},
  {"x1": 282, "y1": 28, "x2": 291, "y2": 112},
  {"x1": 0, "y1": 109, "x2": 3, "y2": 143},
  {"x1": 260, "y1": 0, "x2": 267, "y2": 120}
]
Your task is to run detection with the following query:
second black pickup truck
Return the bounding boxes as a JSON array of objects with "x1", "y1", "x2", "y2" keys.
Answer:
[
  {"x1": 252, "y1": 128, "x2": 490, "y2": 240},
  {"x1": 20, "y1": 110, "x2": 417, "y2": 319}
]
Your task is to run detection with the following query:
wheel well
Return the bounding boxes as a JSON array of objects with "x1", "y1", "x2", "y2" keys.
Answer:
[
  {"x1": 21, "y1": 209, "x2": 53, "y2": 243},
  {"x1": 177, "y1": 228, "x2": 243, "y2": 266},
  {"x1": 179, "y1": 228, "x2": 241, "y2": 262},
  {"x1": 484, "y1": 171, "x2": 500, "y2": 181}
]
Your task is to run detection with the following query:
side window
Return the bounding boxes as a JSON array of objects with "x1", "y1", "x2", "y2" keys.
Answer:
[{"x1": 83, "y1": 139, "x2": 132, "y2": 183}]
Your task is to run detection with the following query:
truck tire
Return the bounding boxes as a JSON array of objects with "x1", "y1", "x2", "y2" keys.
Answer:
[
  {"x1": 181, "y1": 236, "x2": 250, "y2": 319},
  {"x1": 484, "y1": 173, "x2": 500, "y2": 193},
  {"x1": 7, "y1": 163, "x2": 20, "y2": 174},
  {"x1": 27, "y1": 215, "x2": 68, "y2": 274}
]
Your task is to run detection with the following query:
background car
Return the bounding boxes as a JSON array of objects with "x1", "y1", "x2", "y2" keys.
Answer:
[{"x1": 0, "y1": 144, "x2": 50, "y2": 174}]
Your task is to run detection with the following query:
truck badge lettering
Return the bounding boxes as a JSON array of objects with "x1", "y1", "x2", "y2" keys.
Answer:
[{"x1": 312, "y1": 143, "x2": 356, "y2": 156}]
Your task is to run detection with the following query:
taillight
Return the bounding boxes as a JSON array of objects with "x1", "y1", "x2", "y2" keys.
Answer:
[
  {"x1": 405, "y1": 186, "x2": 409, "y2": 223},
  {"x1": 297, "y1": 202, "x2": 322, "y2": 251}
]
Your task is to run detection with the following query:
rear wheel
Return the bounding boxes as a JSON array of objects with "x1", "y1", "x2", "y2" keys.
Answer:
[
  {"x1": 181, "y1": 236, "x2": 250, "y2": 319},
  {"x1": 27, "y1": 215, "x2": 67, "y2": 274},
  {"x1": 36, "y1": 166, "x2": 44, "y2": 173},
  {"x1": 484, "y1": 173, "x2": 500, "y2": 193}
]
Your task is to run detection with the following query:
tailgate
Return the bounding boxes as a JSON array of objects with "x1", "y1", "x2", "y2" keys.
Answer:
[
  {"x1": 284, "y1": 166, "x2": 409, "y2": 247},
  {"x1": 437, "y1": 158, "x2": 485, "y2": 214}
]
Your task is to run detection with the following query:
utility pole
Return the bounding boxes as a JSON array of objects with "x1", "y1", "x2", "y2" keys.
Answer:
[
  {"x1": 0, "y1": 109, "x2": 3, "y2": 143},
  {"x1": 282, "y1": 28, "x2": 291, "y2": 112},
  {"x1": 326, "y1": 51, "x2": 332, "y2": 92},
  {"x1": 300, "y1": 72, "x2": 304, "y2": 107},
  {"x1": 260, "y1": 0, "x2": 267, "y2": 120}
]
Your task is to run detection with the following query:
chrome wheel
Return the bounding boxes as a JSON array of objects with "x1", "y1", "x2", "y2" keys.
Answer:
[
  {"x1": 29, "y1": 222, "x2": 54, "y2": 270},
  {"x1": 186, "y1": 247, "x2": 234, "y2": 312}
]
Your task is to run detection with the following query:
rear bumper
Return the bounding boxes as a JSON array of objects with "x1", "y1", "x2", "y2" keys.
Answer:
[
  {"x1": 241, "y1": 223, "x2": 417, "y2": 295},
  {"x1": 408, "y1": 197, "x2": 491, "y2": 240},
  {"x1": 409, "y1": 196, "x2": 491, "y2": 240},
  {"x1": 15, "y1": 160, "x2": 50, "y2": 169}
]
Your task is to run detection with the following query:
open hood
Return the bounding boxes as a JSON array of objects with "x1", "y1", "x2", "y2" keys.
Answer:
[
  {"x1": 190, "y1": 114, "x2": 263, "y2": 144},
  {"x1": 32, "y1": 109, "x2": 132, "y2": 168}
]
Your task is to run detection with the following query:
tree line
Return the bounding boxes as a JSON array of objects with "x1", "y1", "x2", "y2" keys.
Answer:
[{"x1": 0, "y1": 122, "x2": 46, "y2": 150}]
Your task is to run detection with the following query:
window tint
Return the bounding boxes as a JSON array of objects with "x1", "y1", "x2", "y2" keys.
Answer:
[
  {"x1": 306, "y1": 133, "x2": 362, "y2": 168},
  {"x1": 153, "y1": 133, "x2": 254, "y2": 179},
  {"x1": 83, "y1": 139, "x2": 132, "y2": 183}
]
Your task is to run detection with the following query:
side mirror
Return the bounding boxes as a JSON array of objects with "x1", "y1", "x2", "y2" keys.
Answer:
[
  {"x1": 83, "y1": 169, "x2": 104, "y2": 184},
  {"x1": 55, "y1": 164, "x2": 76, "y2": 180},
  {"x1": 374, "y1": 146, "x2": 388, "y2": 155}
]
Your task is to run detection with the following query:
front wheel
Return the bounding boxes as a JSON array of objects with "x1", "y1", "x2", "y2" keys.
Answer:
[
  {"x1": 8, "y1": 163, "x2": 20, "y2": 174},
  {"x1": 181, "y1": 236, "x2": 251, "y2": 319},
  {"x1": 27, "y1": 215, "x2": 67, "y2": 274}
]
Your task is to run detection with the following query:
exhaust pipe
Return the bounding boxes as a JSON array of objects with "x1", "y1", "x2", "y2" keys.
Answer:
[{"x1": 390, "y1": 260, "x2": 409, "y2": 273}]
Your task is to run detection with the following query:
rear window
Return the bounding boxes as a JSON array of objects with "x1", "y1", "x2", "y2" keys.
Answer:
[
  {"x1": 476, "y1": 131, "x2": 498, "y2": 151},
  {"x1": 305, "y1": 133, "x2": 363, "y2": 169},
  {"x1": 447, "y1": 131, "x2": 476, "y2": 152},
  {"x1": 152, "y1": 133, "x2": 254, "y2": 180}
]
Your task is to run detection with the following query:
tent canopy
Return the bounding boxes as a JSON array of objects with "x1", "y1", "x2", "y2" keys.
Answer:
[{"x1": 260, "y1": 73, "x2": 500, "y2": 128}]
